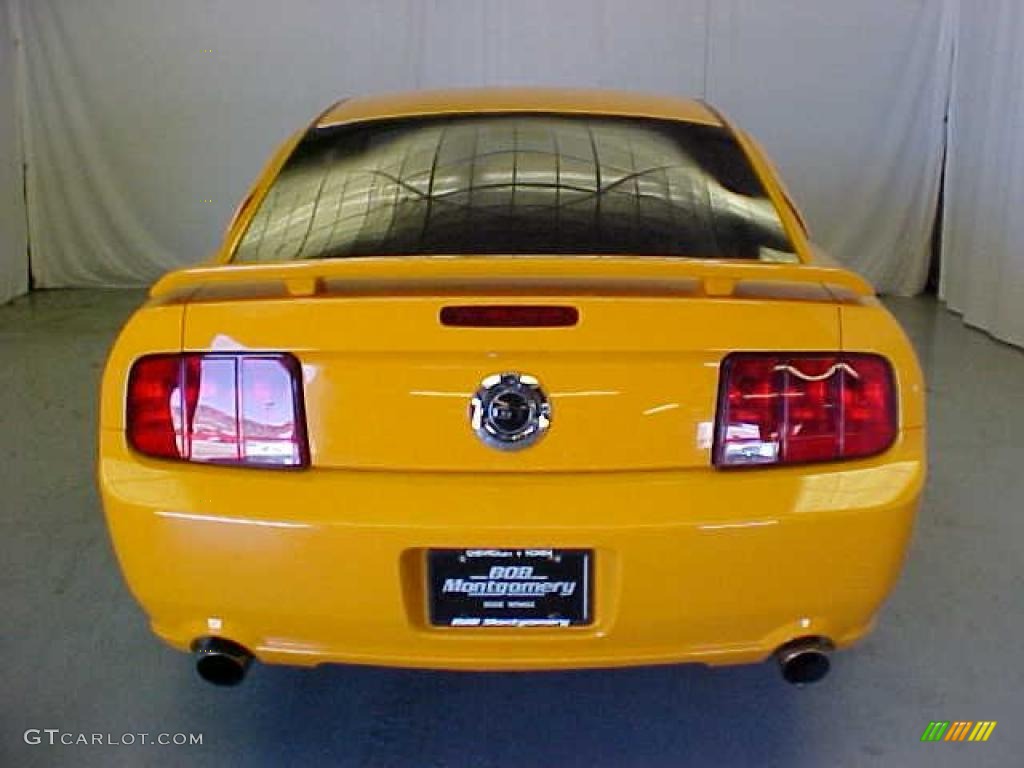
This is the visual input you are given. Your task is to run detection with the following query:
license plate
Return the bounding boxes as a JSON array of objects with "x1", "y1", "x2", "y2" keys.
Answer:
[{"x1": 428, "y1": 549, "x2": 592, "y2": 627}]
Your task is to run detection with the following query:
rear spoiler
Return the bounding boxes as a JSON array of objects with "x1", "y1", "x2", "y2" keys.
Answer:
[{"x1": 149, "y1": 256, "x2": 875, "y2": 300}]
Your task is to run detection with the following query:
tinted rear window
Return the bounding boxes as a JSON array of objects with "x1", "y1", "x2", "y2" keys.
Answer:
[{"x1": 234, "y1": 114, "x2": 796, "y2": 262}]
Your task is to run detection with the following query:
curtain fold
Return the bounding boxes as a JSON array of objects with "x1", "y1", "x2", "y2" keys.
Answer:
[
  {"x1": 0, "y1": 0, "x2": 28, "y2": 305},
  {"x1": 940, "y1": 0, "x2": 1024, "y2": 347},
  {"x1": 18, "y1": 0, "x2": 953, "y2": 301}
]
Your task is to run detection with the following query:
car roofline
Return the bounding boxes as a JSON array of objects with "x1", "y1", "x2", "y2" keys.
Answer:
[{"x1": 314, "y1": 87, "x2": 724, "y2": 129}]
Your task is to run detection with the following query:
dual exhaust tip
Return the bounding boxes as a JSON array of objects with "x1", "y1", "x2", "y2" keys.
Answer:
[
  {"x1": 190, "y1": 635, "x2": 832, "y2": 686},
  {"x1": 192, "y1": 637, "x2": 252, "y2": 687},
  {"x1": 775, "y1": 637, "x2": 833, "y2": 685}
]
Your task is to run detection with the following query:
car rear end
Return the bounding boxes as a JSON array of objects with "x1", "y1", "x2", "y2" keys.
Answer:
[{"x1": 97, "y1": 92, "x2": 925, "y2": 683}]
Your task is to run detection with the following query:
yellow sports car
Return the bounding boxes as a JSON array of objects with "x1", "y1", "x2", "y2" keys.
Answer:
[{"x1": 98, "y1": 88, "x2": 925, "y2": 686}]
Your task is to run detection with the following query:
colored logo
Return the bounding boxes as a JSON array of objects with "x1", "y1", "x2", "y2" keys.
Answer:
[{"x1": 921, "y1": 721, "x2": 997, "y2": 742}]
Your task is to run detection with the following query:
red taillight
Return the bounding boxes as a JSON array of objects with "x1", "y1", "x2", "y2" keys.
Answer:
[
  {"x1": 440, "y1": 305, "x2": 579, "y2": 327},
  {"x1": 714, "y1": 353, "x2": 896, "y2": 467},
  {"x1": 126, "y1": 356, "x2": 183, "y2": 459},
  {"x1": 126, "y1": 353, "x2": 308, "y2": 467}
]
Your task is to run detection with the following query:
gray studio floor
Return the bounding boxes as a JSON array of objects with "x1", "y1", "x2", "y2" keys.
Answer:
[{"x1": 2, "y1": 289, "x2": 1021, "y2": 768}]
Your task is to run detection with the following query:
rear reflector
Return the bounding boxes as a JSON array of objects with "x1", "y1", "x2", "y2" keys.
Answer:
[
  {"x1": 127, "y1": 353, "x2": 308, "y2": 467},
  {"x1": 714, "y1": 353, "x2": 896, "y2": 467},
  {"x1": 440, "y1": 305, "x2": 578, "y2": 327}
]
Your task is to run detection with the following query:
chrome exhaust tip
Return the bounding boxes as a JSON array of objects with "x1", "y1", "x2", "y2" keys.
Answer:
[
  {"x1": 192, "y1": 637, "x2": 253, "y2": 686},
  {"x1": 775, "y1": 637, "x2": 833, "y2": 685}
]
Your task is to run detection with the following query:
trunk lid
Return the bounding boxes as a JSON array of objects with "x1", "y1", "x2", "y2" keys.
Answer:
[{"x1": 177, "y1": 260, "x2": 844, "y2": 472}]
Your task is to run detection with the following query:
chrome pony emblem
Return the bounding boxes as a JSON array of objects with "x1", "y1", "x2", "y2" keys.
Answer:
[{"x1": 470, "y1": 373, "x2": 551, "y2": 450}]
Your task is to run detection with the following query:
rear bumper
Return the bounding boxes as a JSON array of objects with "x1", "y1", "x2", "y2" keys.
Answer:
[{"x1": 98, "y1": 429, "x2": 924, "y2": 670}]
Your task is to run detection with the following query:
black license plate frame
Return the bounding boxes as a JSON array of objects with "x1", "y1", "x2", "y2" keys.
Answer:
[{"x1": 427, "y1": 548, "x2": 592, "y2": 628}]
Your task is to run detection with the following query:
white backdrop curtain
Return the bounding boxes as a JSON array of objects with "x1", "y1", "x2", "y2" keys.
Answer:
[
  {"x1": 940, "y1": 0, "x2": 1024, "y2": 348},
  {"x1": 0, "y1": 0, "x2": 28, "y2": 305},
  {"x1": 705, "y1": 1, "x2": 954, "y2": 296},
  {"x1": 13, "y1": 0, "x2": 954, "y2": 298}
]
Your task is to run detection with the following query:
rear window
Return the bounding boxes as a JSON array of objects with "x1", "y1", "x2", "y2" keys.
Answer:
[{"x1": 233, "y1": 114, "x2": 796, "y2": 263}]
